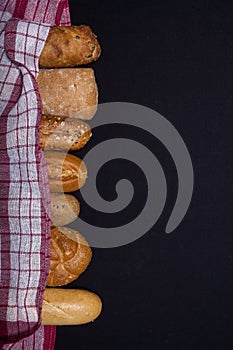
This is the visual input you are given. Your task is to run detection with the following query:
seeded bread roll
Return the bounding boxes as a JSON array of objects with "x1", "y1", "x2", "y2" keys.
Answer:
[
  {"x1": 47, "y1": 227, "x2": 92, "y2": 287},
  {"x1": 40, "y1": 115, "x2": 92, "y2": 151},
  {"x1": 44, "y1": 151, "x2": 87, "y2": 192},
  {"x1": 50, "y1": 193, "x2": 80, "y2": 227},
  {"x1": 42, "y1": 288, "x2": 102, "y2": 325},
  {"x1": 39, "y1": 25, "x2": 101, "y2": 68},
  {"x1": 37, "y1": 68, "x2": 98, "y2": 120}
]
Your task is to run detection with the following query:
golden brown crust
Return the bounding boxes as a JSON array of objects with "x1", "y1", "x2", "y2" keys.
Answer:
[
  {"x1": 42, "y1": 288, "x2": 102, "y2": 325},
  {"x1": 44, "y1": 151, "x2": 87, "y2": 192},
  {"x1": 37, "y1": 68, "x2": 98, "y2": 120},
  {"x1": 47, "y1": 227, "x2": 92, "y2": 287},
  {"x1": 50, "y1": 193, "x2": 80, "y2": 227},
  {"x1": 39, "y1": 25, "x2": 101, "y2": 68},
  {"x1": 40, "y1": 115, "x2": 92, "y2": 151}
]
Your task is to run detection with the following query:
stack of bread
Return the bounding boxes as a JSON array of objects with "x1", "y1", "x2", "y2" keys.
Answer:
[{"x1": 37, "y1": 25, "x2": 102, "y2": 325}]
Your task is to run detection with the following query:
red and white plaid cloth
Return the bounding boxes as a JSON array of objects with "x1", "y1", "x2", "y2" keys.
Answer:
[{"x1": 0, "y1": 1, "x2": 71, "y2": 349}]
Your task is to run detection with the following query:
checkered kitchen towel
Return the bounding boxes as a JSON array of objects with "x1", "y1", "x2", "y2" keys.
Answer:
[{"x1": 0, "y1": 1, "x2": 70, "y2": 349}]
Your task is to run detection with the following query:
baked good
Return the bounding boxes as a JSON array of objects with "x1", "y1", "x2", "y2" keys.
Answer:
[
  {"x1": 37, "y1": 68, "x2": 98, "y2": 120},
  {"x1": 40, "y1": 115, "x2": 92, "y2": 151},
  {"x1": 44, "y1": 151, "x2": 87, "y2": 192},
  {"x1": 42, "y1": 288, "x2": 102, "y2": 325},
  {"x1": 47, "y1": 226, "x2": 92, "y2": 287},
  {"x1": 50, "y1": 193, "x2": 80, "y2": 227},
  {"x1": 39, "y1": 25, "x2": 101, "y2": 68}
]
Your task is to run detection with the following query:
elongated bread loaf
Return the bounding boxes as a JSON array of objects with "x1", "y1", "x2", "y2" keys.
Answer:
[
  {"x1": 40, "y1": 115, "x2": 92, "y2": 151},
  {"x1": 42, "y1": 288, "x2": 102, "y2": 325},
  {"x1": 44, "y1": 151, "x2": 87, "y2": 192},
  {"x1": 37, "y1": 68, "x2": 98, "y2": 120},
  {"x1": 39, "y1": 25, "x2": 101, "y2": 68}
]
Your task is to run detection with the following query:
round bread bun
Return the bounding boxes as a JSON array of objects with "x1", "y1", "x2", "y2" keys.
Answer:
[
  {"x1": 50, "y1": 193, "x2": 80, "y2": 227},
  {"x1": 44, "y1": 151, "x2": 87, "y2": 193},
  {"x1": 40, "y1": 115, "x2": 92, "y2": 151},
  {"x1": 47, "y1": 226, "x2": 92, "y2": 287},
  {"x1": 39, "y1": 25, "x2": 101, "y2": 68}
]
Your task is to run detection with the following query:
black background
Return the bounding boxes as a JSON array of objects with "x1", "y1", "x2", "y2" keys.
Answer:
[{"x1": 55, "y1": 1, "x2": 233, "y2": 349}]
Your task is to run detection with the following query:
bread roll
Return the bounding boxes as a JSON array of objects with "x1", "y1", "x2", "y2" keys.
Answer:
[
  {"x1": 42, "y1": 288, "x2": 102, "y2": 325},
  {"x1": 47, "y1": 227, "x2": 92, "y2": 286},
  {"x1": 39, "y1": 25, "x2": 101, "y2": 68},
  {"x1": 40, "y1": 115, "x2": 92, "y2": 151},
  {"x1": 50, "y1": 193, "x2": 80, "y2": 227},
  {"x1": 37, "y1": 68, "x2": 98, "y2": 120},
  {"x1": 44, "y1": 151, "x2": 87, "y2": 192}
]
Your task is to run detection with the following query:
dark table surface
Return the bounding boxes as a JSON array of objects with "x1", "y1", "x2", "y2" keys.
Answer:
[{"x1": 55, "y1": 1, "x2": 233, "y2": 349}]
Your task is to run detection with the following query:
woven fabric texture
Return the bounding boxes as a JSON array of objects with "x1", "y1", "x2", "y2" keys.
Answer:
[{"x1": 0, "y1": 1, "x2": 70, "y2": 349}]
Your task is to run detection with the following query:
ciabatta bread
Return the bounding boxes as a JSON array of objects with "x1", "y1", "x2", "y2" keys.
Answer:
[{"x1": 37, "y1": 68, "x2": 98, "y2": 120}]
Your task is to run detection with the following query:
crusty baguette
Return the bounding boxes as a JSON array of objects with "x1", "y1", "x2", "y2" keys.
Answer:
[
  {"x1": 37, "y1": 68, "x2": 98, "y2": 120},
  {"x1": 44, "y1": 151, "x2": 87, "y2": 192},
  {"x1": 42, "y1": 288, "x2": 102, "y2": 325},
  {"x1": 39, "y1": 25, "x2": 101, "y2": 68},
  {"x1": 40, "y1": 115, "x2": 92, "y2": 151},
  {"x1": 50, "y1": 193, "x2": 80, "y2": 227}
]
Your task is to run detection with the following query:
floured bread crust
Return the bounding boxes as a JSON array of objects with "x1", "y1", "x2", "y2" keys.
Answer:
[{"x1": 37, "y1": 68, "x2": 98, "y2": 119}]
